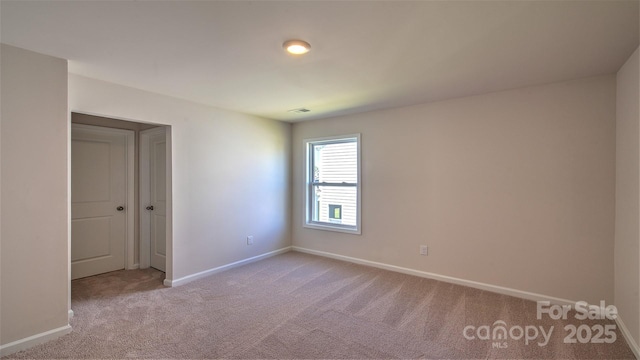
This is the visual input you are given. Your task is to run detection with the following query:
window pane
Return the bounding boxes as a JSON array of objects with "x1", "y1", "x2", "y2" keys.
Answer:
[
  {"x1": 312, "y1": 141, "x2": 357, "y2": 183},
  {"x1": 312, "y1": 185, "x2": 357, "y2": 226}
]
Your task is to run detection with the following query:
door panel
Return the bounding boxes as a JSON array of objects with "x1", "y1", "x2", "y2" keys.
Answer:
[
  {"x1": 71, "y1": 217, "x2": 112, "y2": 261},
  {"x1": 154, "y1": 141, "x2": 166, "y2": 202},
  {"x1": 72, "y1": 140, "x2": 111, "y2": 202},
  {"x1": 71, "y1": 125, "x2": 130, "y2": 280},
  {"x1": 154, "y1": 215, "x2": 166, "y2": 256}
]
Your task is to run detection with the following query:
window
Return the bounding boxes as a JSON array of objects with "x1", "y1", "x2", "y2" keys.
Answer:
[{"x1": 304, "y1": 134, "x2": 361, "y2": 234}]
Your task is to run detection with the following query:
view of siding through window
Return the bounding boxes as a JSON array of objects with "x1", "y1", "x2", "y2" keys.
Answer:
[{"x1": 312, "y1": 140, "x2": 357, "y2": 226}]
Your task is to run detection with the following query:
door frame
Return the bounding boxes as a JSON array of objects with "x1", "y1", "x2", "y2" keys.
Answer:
[
  {"x1": 139, "y1": 126, "x2": 168, "y2": 269},
  {"x1": 71, "y1": 123, "x2": 136, "y2": 270}
]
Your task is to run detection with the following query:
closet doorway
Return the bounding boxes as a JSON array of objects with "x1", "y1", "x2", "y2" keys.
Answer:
[{"x1": 71, "y1": 113, "x2": 168, "y2": 276}]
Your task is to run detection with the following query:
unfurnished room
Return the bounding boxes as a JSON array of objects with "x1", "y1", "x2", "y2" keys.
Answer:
[{"x1": 0, "y1": 1, "x2": 639, "y2": 359}]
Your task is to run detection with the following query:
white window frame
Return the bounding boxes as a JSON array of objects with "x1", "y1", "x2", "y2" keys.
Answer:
[{"x1": 304, "y1": 134, "x2": 361, "y2": 235}]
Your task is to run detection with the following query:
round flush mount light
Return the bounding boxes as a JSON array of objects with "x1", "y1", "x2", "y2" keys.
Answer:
[{"x1": 283, "y1": 39, "x2": 311, "y2": 55}]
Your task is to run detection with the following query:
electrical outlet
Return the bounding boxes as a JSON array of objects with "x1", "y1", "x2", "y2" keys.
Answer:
[
  {"x1": 420, "y1": 245, "x2": 428, "y2": 256},
  {"x1": 247, "y1": 236, "x2": 254, "y2": 245}
]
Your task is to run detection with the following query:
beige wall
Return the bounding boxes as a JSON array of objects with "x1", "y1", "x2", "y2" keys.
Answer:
[
  {"x1": 71, "y1": 113, "x2": 159, "y2": 265},
  {"x1": 292, "y1": 75, "x2": 616, "y2": 304},
  {"x1": 0, "y1": 45, "x2": 69, "y2": 346},
  {"x1": 615, "y1": 46, "x2": 640, "y2": 347},
  {"x1": 68, "y1": 74, "x2": 291, "y2": 281}
]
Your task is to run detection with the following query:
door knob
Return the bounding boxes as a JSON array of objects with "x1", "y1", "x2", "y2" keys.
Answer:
[
  {"x1": 116, "y1": 206, "x2": 125, "y2": 211},
  {"x1": 146, "y1": 205, "x2": 154, "y2": 211}
]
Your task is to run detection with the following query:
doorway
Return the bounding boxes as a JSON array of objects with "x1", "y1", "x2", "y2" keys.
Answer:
[{"x1": 71, "y1": 113, "x2": 169, "y2": 278}]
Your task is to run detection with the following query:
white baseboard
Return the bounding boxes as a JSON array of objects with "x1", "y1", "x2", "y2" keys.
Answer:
[
  {"x1": 0, "y1": 325, "x2": 71, "y2": 357},
  {"x1": 164, "y1": 246, "x2": 292, "y2": 287},
  {"x1": 291, "y1": 246, "x2": 576, "y2": 306},
  {"x1": 68, "y1": 309, "x2": 74, "y2": 320},
  {"x1": 616, "y1": 315, "x2": 640, "y2": 359}
]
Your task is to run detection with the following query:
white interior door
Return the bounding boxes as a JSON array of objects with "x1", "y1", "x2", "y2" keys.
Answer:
[
  {"x1": 71, "y1": 125, "x2": 133, "y2": 280},
  {"x1": 141, "y1": 127, "x2": 167, "y2": 272}
]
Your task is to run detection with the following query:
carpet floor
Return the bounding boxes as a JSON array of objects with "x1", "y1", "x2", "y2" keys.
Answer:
[{"x1": 4, "y1": 251, "x2": 636, "y2": 359}]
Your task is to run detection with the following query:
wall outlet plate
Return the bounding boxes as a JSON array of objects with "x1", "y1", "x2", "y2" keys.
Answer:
[
  {"x1": 420, "y1": 245, "x2": 428, "y2": 256},
  {"x1": 247, "y1": 236, "x2": 254, "y2": 245}
]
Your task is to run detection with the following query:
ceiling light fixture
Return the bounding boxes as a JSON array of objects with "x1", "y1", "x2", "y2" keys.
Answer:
[{"x1": 283, "y1": 40, "x2": 311, "y2": 55}]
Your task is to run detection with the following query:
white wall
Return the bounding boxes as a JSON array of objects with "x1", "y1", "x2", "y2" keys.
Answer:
[
  {"x1": 292, "y1": 75, "x2": 616, "y2": 304},
  {"x1": 68, "y1": 74, "x2": 291, "y2": 282},
  {"x1": 0, "y1": 45, "x2": 70, "y2": 350},
  {"x1": 615, "y1": 46, "x2": 640, "y2": 348}
]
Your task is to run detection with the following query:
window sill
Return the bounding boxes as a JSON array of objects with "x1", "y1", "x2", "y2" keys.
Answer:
[{"x1": 303, "y1": 222, "x2": 361, "y2": 235}]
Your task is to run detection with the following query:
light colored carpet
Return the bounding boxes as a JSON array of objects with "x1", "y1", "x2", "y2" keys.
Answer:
[{"x1": 4, "y1": 251, "x2": 636, "y2": 359}]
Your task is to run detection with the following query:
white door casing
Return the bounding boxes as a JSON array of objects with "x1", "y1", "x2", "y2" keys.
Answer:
[
  {"x1": 71, "y1": 124, "x2": 135, "y2": 280},
  {"x1": 140, "y1": 127, "x2": 167, "y2": 272}
]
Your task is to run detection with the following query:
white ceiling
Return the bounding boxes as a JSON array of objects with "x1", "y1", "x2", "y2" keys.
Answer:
[{"x1": 1, "y1": 1, "x2": 638, "y2": 122}]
